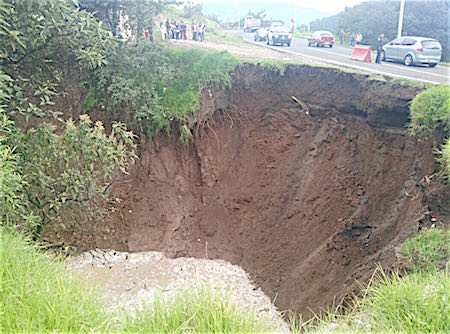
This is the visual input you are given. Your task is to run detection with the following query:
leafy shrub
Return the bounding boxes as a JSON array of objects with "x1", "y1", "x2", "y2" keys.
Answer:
[
  {"x1": 402, "y1": 228, "x2": 450, "y2": 272},
  {"x1": 86, "y1": 44, "x2": 241, "y2": 141},
  {"x1": 409, "y1": 85, "x2": 450, "y2": 136},
  {"x1": 7, "y1": 115, "x2": 136, "y2": 240},
  {"x1": 158, "y1": 47, "x2": 241, "y2": 136}
]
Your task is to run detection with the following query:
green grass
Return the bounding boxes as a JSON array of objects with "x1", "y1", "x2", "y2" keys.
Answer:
[
  {"x1": 291, "y1": 228, "x2": 450, "y2": 333},
  {"x1": 408, "y1": 84, "x2": 450, "y2": 178},
  {"x1": 292, "y1": 30, "x2": 311, "y2": 39},
  {"x1": 440, "y1": 138, "x2": 450, "y2": 178},
  {"x1": 0, "y1": 229, "x2": 273, "y2": 333},
  {"x1": 290, "y1": 268, "x2": 450, "y2": 334},
  {"x1": 391, "y1": 77, "x2": 433, "y2": 88},
  {"x1": 123, "y1": 288, "x2": 269, "y2": 333},
  {"x1": 402, "y1": 228, "x2": 450, "y2": 272},
  {"x1": 0, "y1": 229, "x2": 110, "y2": 333},
  {"x1": 409, "y1": 85, "x2": 450, "y2": 136}
]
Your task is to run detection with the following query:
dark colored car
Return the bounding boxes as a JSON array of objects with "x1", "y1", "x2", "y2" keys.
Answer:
[
  {"x1": 382, "y1": 36, "x2": 442, "y2": 67},
  {"x1": 308, "y1": 31, "x2": 335, "y2": 48},
  {"x1": 254, "y1": 28, "x2": 268, "y2": 42},
  {"x1": 266, "y1": 26, "x2": 292, "y2": 46}
]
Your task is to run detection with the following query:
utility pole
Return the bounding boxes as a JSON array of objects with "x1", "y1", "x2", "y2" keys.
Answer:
[{"x1": 397, "y1": 0, "x2": 405, "y2": 38}]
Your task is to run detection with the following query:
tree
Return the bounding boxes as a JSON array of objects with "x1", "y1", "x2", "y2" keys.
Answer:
[
  {"x1": 0, "y1": 0, "x2": 137, "y2": 242},
  {"x1": 310, "y1": 0, "x2": 449, "y2": 60},
  {"x1": 183, "y1": 1, "x2": 202, "y2": 18},
  {"x1": 80, "y1": 0, "x2": 169, "y2": 39},
  {"x1": 0, "y1": 0, "x2": 115, "y2": 124},
  {"x1": 9, "y1": 115, "x2": 136, "y2": 240}
]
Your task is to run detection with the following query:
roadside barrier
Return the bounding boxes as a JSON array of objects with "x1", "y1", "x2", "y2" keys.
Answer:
[{"x1": 351, "y1": 45, "x2": 371, "y2": 62}]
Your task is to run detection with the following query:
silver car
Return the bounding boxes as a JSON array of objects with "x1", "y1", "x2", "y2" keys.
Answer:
[{"x1": 381, "y1": 36, "x2": 442, "y2": 67}]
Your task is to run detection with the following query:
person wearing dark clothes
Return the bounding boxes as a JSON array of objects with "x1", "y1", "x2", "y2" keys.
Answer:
[
  {"x1": 165, "y1": 19, "x2": 170, "y2": 39},
  {"x1": 148, "y1": 24, "x2": 153, "y2": 42},
  {"x1": 181, "y1": 21, "x2": 186, "y2": 40},
  {"x1": 375, "y1": 34, "x2": 384, "y2": 64}
]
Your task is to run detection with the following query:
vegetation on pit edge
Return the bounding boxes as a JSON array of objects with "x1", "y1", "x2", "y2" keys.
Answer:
[
  {"x1": 0, "y1": 229, "x2": 273, "y2": 333},
  {"x1": 85, "y1": 44, "x2": 241, "y2": 142},
  {"x1": 292, "y1": 269, "x2": 449, "y2": 334},
  {"x1": 409, "y1": 85, "x2": 450, "y2": 178},
  {"x1": 402, "y1": 228, "x2": 450, "y2": 272},
  {"x1": 290, "y1": 228, "x2": 450, "y2": 334}
]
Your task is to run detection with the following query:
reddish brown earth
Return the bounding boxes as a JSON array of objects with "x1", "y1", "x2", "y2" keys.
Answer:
[{"x1": 89, "y1": 64, "x2": 445, "y2": 316}]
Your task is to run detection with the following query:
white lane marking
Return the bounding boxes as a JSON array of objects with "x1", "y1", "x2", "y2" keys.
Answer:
[
  {"x1": 295, "y1": 42, "x2": 353, "y2": 59},
  {"x1": 380, "y1": 62, "x2": 450, "y2": 79},
  {"x1": 244, "y1": 38, "x2": 448, "y2": 84}
]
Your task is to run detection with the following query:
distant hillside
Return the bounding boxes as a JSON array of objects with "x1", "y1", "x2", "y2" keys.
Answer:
[
  {"x1": 310, "y1": 0, "x2": 449, "y2": 60},
  {"x1": 202, "y1": 2, "x2": 330, "y2": 26}
]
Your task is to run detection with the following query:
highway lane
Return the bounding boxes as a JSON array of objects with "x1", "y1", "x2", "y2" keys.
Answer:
[{"x1": 235, "y1": 32, "x2": 450, "y2": 85}]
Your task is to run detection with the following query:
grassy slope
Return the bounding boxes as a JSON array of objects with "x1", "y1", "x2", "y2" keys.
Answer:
[
  {"x1": 0, "y1": 229, "x2": 273, "y2": 333},
  {"x1": 291, "y1": 228, "x2": 450, "y2": 334},
  {"x1": 0, "y1": 230, "x2": 109, "y2": 333}
]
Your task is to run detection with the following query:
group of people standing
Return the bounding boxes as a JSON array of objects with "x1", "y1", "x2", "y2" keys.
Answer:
[
  {"x1": 339, "y1": 29, "x2": 363, "y2": 46},
  {"x1": 162, "y1": 19, "x2": 206, "y2": 42}
]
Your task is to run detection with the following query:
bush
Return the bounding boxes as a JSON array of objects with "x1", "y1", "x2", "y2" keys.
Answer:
[
  {"x1": 87, "y1": 44, "x2": 241, "y2": 141},
  {"x1": 6, "y1": 115, "x2": 136, "y2": 240},
  {"x1": 409, "y1": 85, "x2": 450, "y2": 136}
]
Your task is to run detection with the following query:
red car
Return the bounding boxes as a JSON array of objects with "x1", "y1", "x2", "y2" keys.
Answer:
[{"x1": 308, "y1": 31, "x2": 335, "y2": 48}]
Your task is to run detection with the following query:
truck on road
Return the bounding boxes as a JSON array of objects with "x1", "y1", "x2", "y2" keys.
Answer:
[{"x1": 243, "y1": 16, "x2": 261, "y2": 32}]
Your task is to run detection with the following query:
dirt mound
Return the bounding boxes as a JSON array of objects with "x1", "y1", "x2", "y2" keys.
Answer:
[{"x1": 96, "y1": 64, "x2": 443, "y2": 316}]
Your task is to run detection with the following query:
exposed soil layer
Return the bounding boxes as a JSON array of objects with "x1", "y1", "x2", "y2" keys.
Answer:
[{"x1": 95, "y1": 64, "x2": 444, "y2": 315}]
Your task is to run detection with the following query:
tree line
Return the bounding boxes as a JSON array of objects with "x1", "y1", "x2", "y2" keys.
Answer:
[{"x1": 310, "y1": 0, "x2": 449, "y2": 61}]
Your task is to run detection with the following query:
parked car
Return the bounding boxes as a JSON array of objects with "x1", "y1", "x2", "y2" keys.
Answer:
[
  {"x1": 266, "y1": 26, "x2": 292, "y2": 46},
  {"x1": 381, "y1": 36, "x2": 442, "y2": 67},
  {"x1": 307, "y1": 31, "x2": 335, "y2": 47},
  {"x1": 254, "y1": 28, "x2": 268, "y2": 42}
]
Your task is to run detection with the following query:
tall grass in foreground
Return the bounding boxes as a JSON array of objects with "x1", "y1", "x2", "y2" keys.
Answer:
[
  {"x1": 0, "y1": 229, "x2": 110, "y2": 333},
  {"x1": 123, "y1": 288, "x2": 268, "y2": 333},
  {"x1": 0, "y1": 229, "x2": 271, "y2": 333},
  {"x1": 291, "y1": 229, "x2": 450, "y2": 334},
  {"x1": 291, "y1": 269, "x2": 449, "y2": 334}
]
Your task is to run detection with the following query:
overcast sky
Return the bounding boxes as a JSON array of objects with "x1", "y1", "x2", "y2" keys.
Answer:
[{"x1": 197, "y1": 1, "x2": 364, "y2": 14}]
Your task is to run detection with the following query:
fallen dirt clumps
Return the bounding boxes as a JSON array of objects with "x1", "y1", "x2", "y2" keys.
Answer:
[
  {"x1": 91, "y1": 64, "x2": 446, "y2": 317},
  {"x1": 68, "y1": 249, "x2": 290, "y2": 332}
]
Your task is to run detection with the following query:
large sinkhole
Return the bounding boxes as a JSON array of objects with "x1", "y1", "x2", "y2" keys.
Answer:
[{"x1": 91, "y1": 64, "x2": 442, "y2": 315}]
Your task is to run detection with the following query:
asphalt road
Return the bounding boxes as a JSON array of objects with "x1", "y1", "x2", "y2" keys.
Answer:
[{"x1": 235, "y1": 32, "x2": 450, "y2": 85}]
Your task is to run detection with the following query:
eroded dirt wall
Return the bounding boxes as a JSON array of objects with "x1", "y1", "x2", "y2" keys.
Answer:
[{"x1": 100, "y1": 65, "x2": 441, "y2": 315}]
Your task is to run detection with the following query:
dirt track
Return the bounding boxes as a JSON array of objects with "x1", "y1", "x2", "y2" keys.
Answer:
[{"x1": 79, "y1": 64, "x2": 450, "y2": 316}]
